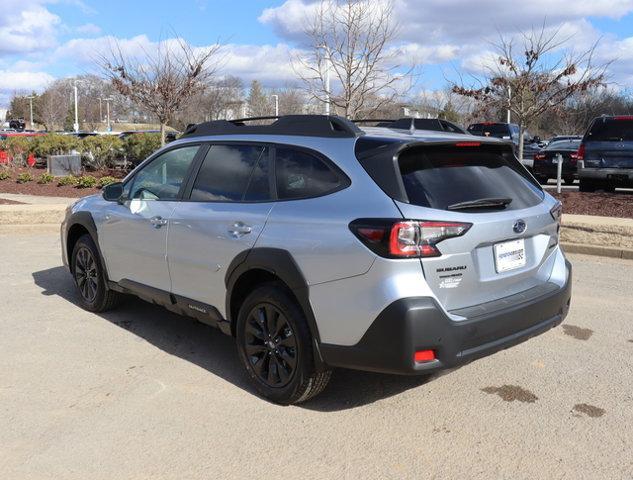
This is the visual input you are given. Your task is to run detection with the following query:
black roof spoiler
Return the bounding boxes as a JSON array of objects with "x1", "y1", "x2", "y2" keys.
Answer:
[{"x1": 181, "y1": 115, "x2": 364, "y2": 139}]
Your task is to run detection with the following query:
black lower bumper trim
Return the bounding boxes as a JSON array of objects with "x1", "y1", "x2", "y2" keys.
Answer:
[{"x1": 320, "y1": 261, "x2": 572, "y2": 375}]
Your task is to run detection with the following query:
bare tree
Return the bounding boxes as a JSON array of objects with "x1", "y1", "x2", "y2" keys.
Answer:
[
  {"x1": 38, "y1": 80, "x2": 71, "y2": 131},
  {"x1": 99, "y1": 38, "x2": 223, "y2": 145},
  {"x1": 294, "y1": 0, "x2": 412, "y2": 118},
  {"x1": 273, "y1": 85, "x2": 306, "y2": 115},
  {"x1": 452, "y1": 23, "x2": 608, "y2": 160}
]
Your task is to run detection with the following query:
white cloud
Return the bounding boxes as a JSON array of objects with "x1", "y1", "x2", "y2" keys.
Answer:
[
  {"x1": 0, "y1": 1, "x2": 61, "y2": 55},
  {"x1": 75, "y1": 23, "x2": 101, "y2": 35},
  {"x1": 50, "y1": 34, "x2": 303, "y2": 86},
  {"x1": 0, "y1": 69, "x2": 54, "y2": 91}
]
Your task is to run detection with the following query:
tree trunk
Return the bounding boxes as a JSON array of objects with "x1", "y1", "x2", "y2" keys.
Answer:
[{"x1": 160, "y1": 123, "x2": 166, "y2": 147}]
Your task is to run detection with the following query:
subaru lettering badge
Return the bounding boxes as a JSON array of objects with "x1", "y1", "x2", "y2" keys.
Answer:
[{"x1": 513, "y1": 219, "x2": 526, "y2": 234}]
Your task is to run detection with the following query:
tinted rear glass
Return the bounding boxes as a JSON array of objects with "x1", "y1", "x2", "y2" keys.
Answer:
[
  {"x1": 275, "y1": 147, "x2": 345, "y2": 199},
  {"x1": 586, "y1": 119, "x2": 633, "y2": 141},
  {"x1": 546, "y1": 139, "x2": 581, "y2": 150},
  {"x1": 398, "y1": 148, "x2": 543, "y2": 211}
]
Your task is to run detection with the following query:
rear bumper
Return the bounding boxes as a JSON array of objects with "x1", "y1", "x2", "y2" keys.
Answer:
[
  {"x1": 533, "y1": 164, "x2": 577, "y2": 178},
  {"x1": 320, "y1": 260, "x2": 572, "y2": 375},
  {"x1": 580, "y1": 167, "x2": 633, "y2": 183}
]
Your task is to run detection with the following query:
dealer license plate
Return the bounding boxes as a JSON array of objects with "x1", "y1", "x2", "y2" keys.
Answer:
[{"x1": 494, "y1": 239, "x2": 526, "y2": 273}]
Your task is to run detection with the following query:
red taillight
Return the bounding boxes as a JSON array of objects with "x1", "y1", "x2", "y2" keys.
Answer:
[
  {"x1": 350, "y1": 219, "x2": 472, "y2": 258},
  {"x1": 614, "y1": 116, "x2": 633, "y2": 121},
  {"x1": 576, "y1": 143, "x2": 585, "y2": 160},
  {"x1": 534, "y1": 153, "x2": 546, "y2": 161},
  {"x1": 455, "y1": 141, "x2": 481, "y2": 147},
  {"x1": 414, "y1": 350, "x2": 436, "y2": 362}
]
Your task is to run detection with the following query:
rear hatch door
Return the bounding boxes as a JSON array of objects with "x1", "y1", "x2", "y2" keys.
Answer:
[
  {"x1": 394, "y1": 143, "x2": 559, "y2": 312},
  {"x1": 584, "y1": 117, "x2": 633, "y2": 168}
]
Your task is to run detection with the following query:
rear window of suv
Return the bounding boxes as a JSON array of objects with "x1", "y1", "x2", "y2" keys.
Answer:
[
  {"x1": 586, "y1": 118, "x2": 633, "y2": 142},
  {"x1": 398, "y1": 147, "x2": 543, "y2": 211}
]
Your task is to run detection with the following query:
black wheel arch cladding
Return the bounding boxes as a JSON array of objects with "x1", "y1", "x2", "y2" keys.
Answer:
[
  {"x1": 225, "y1": 247, "x2": 325, "y2": 366},
  {"x1": 66, "y1": 211, "x2": 109, "y2": 278}
]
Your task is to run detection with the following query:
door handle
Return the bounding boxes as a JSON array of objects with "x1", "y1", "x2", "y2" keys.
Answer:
[
  {"x1": 228, "y1": 221, "x2": 252, "y2": 238},
  {"x1": 150, "y1": 216, "x2": 168, "y2": 228}
]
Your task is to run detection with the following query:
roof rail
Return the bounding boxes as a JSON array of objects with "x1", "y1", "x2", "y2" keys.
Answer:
[{"x1": 181, "y1": 115, "x2": 364, "y2": 139}]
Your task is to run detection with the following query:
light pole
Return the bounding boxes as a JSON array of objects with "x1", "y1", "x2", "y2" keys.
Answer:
[
  {"x1": 26, "y1": 96, "x2": 35, "y2": 130},
  {"x1": 97, "y1": 98, "x2": 103, "y2": 124},
  {"x1": 507, "y1": 85, "x2": 512, "y2": 124},
  {"x1": 324, "y1": 59, "x2": 331, "y2": 115},
  {"x1": 271, "y1": 94, "x2": 279, "y2": 116},
  {"x1": 73, "y1": 80, "x2": 79, "y2": 132},
  {"x1": 104, "y1": 98, "x2": 112, "y2": 131}
]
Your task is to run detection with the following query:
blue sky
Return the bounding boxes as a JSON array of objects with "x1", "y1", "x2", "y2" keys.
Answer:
[{"x1": 2, "y1": 0, "x2": 633, "y2": 106}]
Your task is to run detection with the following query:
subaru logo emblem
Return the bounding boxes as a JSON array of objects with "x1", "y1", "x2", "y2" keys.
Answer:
[{"x1": 513, "y1": 220, "x2": 526, "y2": 234}]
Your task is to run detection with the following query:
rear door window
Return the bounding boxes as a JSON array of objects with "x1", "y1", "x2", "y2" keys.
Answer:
[
  {"x1": 586, "y1": 118, "x2": 633, "y2": 142},
  {"x1": 398, "y1": 148, "x2": 543, "y2": 211},
  {"x1": 190, "y1": 144, "x2": 270, "y2": 202},
  {"x1": 275, "y1": 147, "x2": 347, "y2": 199}
]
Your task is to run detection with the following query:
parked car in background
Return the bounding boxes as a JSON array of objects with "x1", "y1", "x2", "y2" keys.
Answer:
[
  {"x1": 578, "y1": 115, "x2": 633, "y2": 192},
  {"x1": 118, "y1": 130, "x2": 179, "y2": 142},
  {"x1": 467, "y1": 122, "x2": 542, "y2": 167},
  {"x1": 388, "y1": 117, "x2": 468, "y2": 134},
  {"x1": 64, "y1": 131, "x2": 98, "y2": 139},
  {"x1": 8, "y1": 119, "x2": 26, "y2": 131},
  {"x1": 0, "y1": 131, "x2": 46, "y2": 141},
  {"x1": 547, "y1": 135, "x2": 580, "y2": 144},
  {"x1": 533, "y1": 137, "x2": 582, "y2": 185}
]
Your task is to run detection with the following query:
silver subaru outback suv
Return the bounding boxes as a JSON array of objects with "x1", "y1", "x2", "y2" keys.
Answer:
[{"x1": 61, "y1": 115, "x2": 572, "y2": 404}]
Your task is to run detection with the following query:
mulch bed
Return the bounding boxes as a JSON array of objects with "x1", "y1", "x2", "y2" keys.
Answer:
[
  {"x1": 550, "y1": 191, "x2": 633, "y2": 219},
  {"x1": 0, "y1": 167, "x2": 124, "y2": 198}
]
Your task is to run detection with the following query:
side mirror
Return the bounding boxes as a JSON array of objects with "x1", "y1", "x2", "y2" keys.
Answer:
[{"x1": 102, "y1": 182, "x2": 124, "y2": 203}]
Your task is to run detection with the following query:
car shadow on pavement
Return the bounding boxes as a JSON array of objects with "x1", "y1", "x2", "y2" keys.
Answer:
[{"x1": 32, "y1": 266, "x2": 436, "y2": 412}]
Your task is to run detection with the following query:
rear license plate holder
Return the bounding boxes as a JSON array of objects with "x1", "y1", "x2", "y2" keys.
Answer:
[{"x1": 494, "y1": 239, "x2": 526, "y2": 273}]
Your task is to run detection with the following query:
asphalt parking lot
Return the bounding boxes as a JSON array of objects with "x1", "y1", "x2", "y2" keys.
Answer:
[{"x1": 1, "y1": 229, "x2": 632, "y2": 479}]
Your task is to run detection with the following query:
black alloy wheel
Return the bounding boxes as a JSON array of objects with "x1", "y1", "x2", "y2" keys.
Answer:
[
  {"x1": 243, "y1": 303, "x2": 298, "y2": 388},
  {"x1": 74, "y1": 246, "x2": 99, "y2": 303}
]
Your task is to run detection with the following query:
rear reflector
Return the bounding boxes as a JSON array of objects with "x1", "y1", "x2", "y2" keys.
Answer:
[
  {"x1": 414, "y1": 350, "x2": 436, "y2": 362},
  {"x1": 455, "y1": 141, "x2": 481, "y2": 147}
]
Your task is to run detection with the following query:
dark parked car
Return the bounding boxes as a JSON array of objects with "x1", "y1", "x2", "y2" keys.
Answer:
[
  {"x1": 389, "y1": 117, "x2": 467, "y2": 134},
  {"x1": 467, "y1": 122, "x2": 541, "y2": 164},
  {"x1": 578, "y1": 116, "x2": 633, "y2": 192},
  {"x1": 532, "y1": 137, "x2": 582, "y2": 185}
]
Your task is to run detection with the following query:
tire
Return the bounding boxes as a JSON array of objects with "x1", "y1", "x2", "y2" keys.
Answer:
[
  {"x1": 236, "y1": 282, "x2": 331, "y2": 405},
  {"x1": 71, "y1": 234, "x2": 122, "y2": 312},
  {"x1": 579, "y1": 179, "x2": 596, "y2": 192},
  {"x1": 603, "y1": 182, "x2": 616, "y2": 193}
]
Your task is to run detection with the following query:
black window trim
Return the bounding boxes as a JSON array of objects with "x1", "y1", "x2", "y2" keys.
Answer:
[
  {"x1": 123, "y1": 142, "x2": 208, "y2": 202},
  {"x1": 180, "y1": 140, "x2": 351, "y2": 204}
]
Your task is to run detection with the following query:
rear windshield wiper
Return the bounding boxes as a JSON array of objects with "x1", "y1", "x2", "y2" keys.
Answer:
[{"x1": 447, "y1": 197, "x2": 513, "y2": 211}]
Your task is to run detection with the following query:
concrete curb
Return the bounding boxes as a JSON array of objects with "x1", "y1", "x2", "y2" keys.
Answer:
[
  {"x1": 0, "y1": 204, "x2": 67, "y2": 225},
  {"x1": 561, "y1": 242, "x2": 633, "y2": 260}
]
